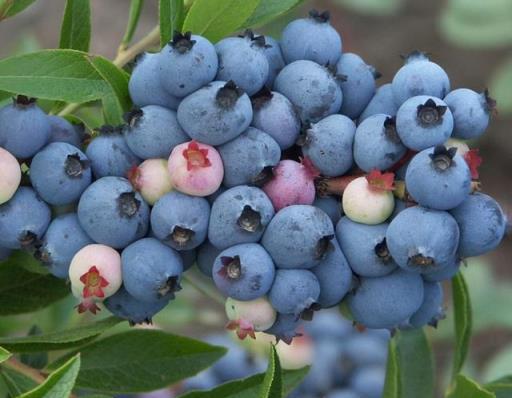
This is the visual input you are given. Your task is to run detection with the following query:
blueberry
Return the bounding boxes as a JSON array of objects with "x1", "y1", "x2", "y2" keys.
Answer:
[
  {"x1": 196, "y1": 240, "x2": 221, "y2": 277},
  {"x1": 348, "y1": 269, "x2": 424, "y2": 329},
  {"x1": 159, "y1": 32, "x2": 218, "y2": 97},
  {"x1": 215, "y1": 31, "x2": 269, "y2": 96},
  {"x1": 325, "y1": 390, "x2": 360, "y2": 398},
  {"x1": 406, "y1": 145, "x2": 471, "y2": 210},
  {"x1": 422, "y1": 258, "x2": 460, "y2": 282},
  {"x1": 30, "y1": 142, "x2": 92, "y2": 205},
  {"x1": 409, "y1": 281, "x2": 444, "y2": 328},
  {"x1": 301, "y1": 339, "x2": 341, "y2": 394},
  {"x1": 304, "y1": 311, "x2": 353, "y2": 340},
  {"x1": 129, "y1": 52, "x2": 181, "y2": 109},
  {"x1": 392, "y1": 51, "x2": 450, "y2": 105},
  {"x1": 122, "y1": 237, "x2": 183, "y2": 302},
  {"x1": 177, "y1": 81, "x2": 253, "y2": 145},
  {"x1": 104, "y1": 285, "x2": 170, "y2": 325},
  {"x1": 212, "y1": 243, "x2": 275, "y2": 301},
  {"x1": 280, "y1": 10, "x2": 342, "y2": 65},
  {"x1": 262, "y1": 205, "x2": 334, "y2": 269},
  {"x1": 262, "y1": 36, "x2": 285, "y2": 87},
  {"x1": 47, "y1": 115, "x2": 84, "y2": 147},
  {"x1": 359, "y1": 83, "x2": 399, "y2": 123},
  {"x1": 0, "y1": 187, "x2": 51, "y2": 249},
  {"x1": 0, "y1": 246, "x2": 11, "y2": 261},
  {"x1": 313, "y1": 196, "x2": 343, "y2": 225},
  {"x1": 344, "y1": 333, "x2": 389, "y2": 367},
  {"x1": 85, "y1": 125, "x2": 141, "y2": 178},
  {"x1": 250, "y1": 88, "x2": 301, "y2": 150},
  {"x1": 0, "y1": 147, "x2": 22, "y2": 205},
  {"x1": 218, "y1": 127, "x2": 281, "y2": 188},
  {"x1": 123, "y1": 106, "x2": 189, "y2": 159},
  {"x1": 353, "y1": 114, "x2": 407, "y2": 172},
  {"x1": 0, "y1": 96, "x2": 50, "y2": 159},
  {"x1": 77, "y1": 177, "x2": 149, "y2": 249},
  {"x1": 269, "y1": 269, "x2": 320, "y2": 315},
  {"x1": 444, "y1": 88, "x2": 495, "y2": 139},
  {"x1": 150, "y1": 191, "x2": 210, "y2": 250},
  {"x1": 396, "y1": 96, "x2": 454, "y2": 151},
  {"x1": 208, "y1": 185, "x2": 274, "y2": 250},
  {"x1": 264, "y1": 313, "x2": 302, "y2": 344},
  {"x1": 274, "y1": 60, "x2": 343, "y2": 123},
  {"x1": 300, "y1": 114, "x2": 356, "y2": 177},
  {"x1": 450, "y1": 193, "x2": 507, "y2": 257},
  {"x1": 180, "y1": 249, "x2": 197, "y2": 271},
  {"x1": 34, "y1": 213, "x2": 93, "y2": 279},
  {"x1": 386, "y1": 206, "x2": 459, "y2": 274},
  {"x1": 336, "y1": 217, "x2": 398, "y2": 277},
  {"x1": 349, "y1": 366, "x2": 385, "y2": 398},
  {"x1": 336, "y1": 53, "x2": 377, "y2": 119},
  {"x1": 389, "y1": 199, "x2": 410, "y2": 221}
]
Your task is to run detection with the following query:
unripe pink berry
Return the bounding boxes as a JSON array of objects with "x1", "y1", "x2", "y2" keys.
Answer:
[
  {"x1": 0, "y1": 147, "x2": 22, "y2": 205},
  {"x1": 69, "y1": 244, "x2": 122, "y2": 314},
  {"x1": 275, "y1": 332, "x2": 314, "y2": 370},
  {"x1": 225, "y1": 297, "x2": 276, "y2": 340},
  {"x1": 128, "y1": 159, "x2": 173, "y2": 205},
  {"x1": 168, "y1": 140, "x2": 223, "y2": 197},
  {"x1": 263, "y1": 159, "x2": 317, "y2": 211}
]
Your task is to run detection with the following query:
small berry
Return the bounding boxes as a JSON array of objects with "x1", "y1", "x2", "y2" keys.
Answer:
[
  {"x1": 409, "y1": 281, "x2": 445, "y2": 328},
  {"x1": 261, "y1": 36, "x2": 285, "y2": 87},
  {"x1": 225, "y1": 297, "x2": 277, "y2": 339},
  {"x1": 196, "y1": 240, "x2": 221, "y2": 277},
  {"x1": 46, "y1": 115, "x2": 84, "y2": 147},
  {"x1": 128, "y1": 159, "x2": 172, "y2": 205},
  {"x1": 0, "y1": 147, "x2": 21, "y2": 205},
  {"x1": 359, "y1": 83, "x2": 399, "y2": 123}
]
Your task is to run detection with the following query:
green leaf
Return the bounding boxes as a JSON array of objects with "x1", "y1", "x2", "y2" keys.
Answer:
[
  {"x1": 0, "y1": 260, "x2": 69, "y2": 315},
  {"x1": 0, "y1": 367, "x2": 38, "y2": 396},
  {"x1": 0, "y1": 0, "x2": 37, "y2": 20},
  {"x1": 1, "y1": 250, "x2": 48, "y2": 275},
  {"x1": 243, "y1": 0, "x2": 304, "y2": 29},
  {"x1": 452, "y1": 272, "x2": 472, "y2": 379},
  {"x1": 59, "y1": 0, "x2": 91, "y2": 52},
  {"x1": 382, "y1": 329, "x2": 434, "y2": 398},
  {"x1": 20, "y1": 326, "x2": 49, "y2": 369},
  {"x1": 485, "y1": 376, "x2": 512, "y2": 398},
  {"x1": 179, "y1": 366, "x2": 309, "y2": 398},
  {"x1": 121, "y1": 0, "x2": 144, "y2": 47},
  {"x1": 447, "y1": 374, "x2": 495, "y2": 398},
  {"x1": 490, "y1": 57, "x2": 512, "y2": 115},
  {"x1": 20, "y1": 354, "x2": 81, "y2": 398},
  {"x1": 182, "y1": 0, "x2": 261, "y2": 43},
  {"x1": 0, "y1": 317, "x2": 122, "y2": 353},
  {"x1": 260, "y1": 345, "x2": 282, "y2": 398},
  {"x1": 335, "y1": 0, "x2": 404, "y2": 16},
  {"x1": 48, "y1": 330, "x2": 226, "y2": 393},
  {"x1": 159, "y1": 0, "x2": 184, "y2": 47},
  {"x1": 0, "y1": 347, "x2": 11, "y2": 363}
]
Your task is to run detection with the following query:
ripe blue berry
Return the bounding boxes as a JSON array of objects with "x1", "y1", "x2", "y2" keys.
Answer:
[
  {"x1": 349, "y1": 366, "x2": 385, "y2": 398},
  {"x1": 313, "y1": 196, "x2": 342, "y2": 225},
  {"x1": 409, "y1": 281, "x2": 444, "y2": 328},
  {"x1": 122, "y1": 237, "x2": 183, "y2": 302},
  {"x1": 269, "y1": 269, "x2": 320, "y2": 316},
  {"x1": 47, "y1": 116, "x2": 84, "y2": 147},
  {"x1": 180, "y1": 249, "x2": 197, "y2": 272},
  {"x1": 265, "y1": 313, "x2": 302, "y2": 344},
  {"x1": 422, "y1": 259, "x2": 460, "y2": 282},
  {"x1": 359, "y1": 83, "x2": 399, "y2": 123},
  {"x1": 151, "y1": 191, "x2": 210, "y2": 250},
  {"x1": 343, "y1": 333, "x2": 389, "y2": 367},
  {"x1": 196, "y1": 240, "x2": 221, "y2": 277},
  {"x1": 261, "y1": 36, "x2": 285, "y2": 87}
]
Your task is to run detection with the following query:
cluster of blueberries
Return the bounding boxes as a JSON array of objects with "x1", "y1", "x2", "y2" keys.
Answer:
[{"x1": 0, "y1": 10, "x2": 508, "y2": 342}]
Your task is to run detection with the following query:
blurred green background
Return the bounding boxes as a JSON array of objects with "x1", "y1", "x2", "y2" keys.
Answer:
[{"x1": 0, "y1": 0, "x2": 511, "y2": 395}]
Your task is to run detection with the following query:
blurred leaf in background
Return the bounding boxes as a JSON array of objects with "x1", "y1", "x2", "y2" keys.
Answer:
[
  {"x1": 490, "y1": 57, "x2": 512, "y2": 115},
  {"x1": 334, "y1": 0, "x2": 404, "y2": 16}
]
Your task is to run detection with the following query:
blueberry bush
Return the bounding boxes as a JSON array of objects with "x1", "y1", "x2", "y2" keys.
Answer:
[{"x1": 0, "y1": 1, "x2": 510, "y2": 397}]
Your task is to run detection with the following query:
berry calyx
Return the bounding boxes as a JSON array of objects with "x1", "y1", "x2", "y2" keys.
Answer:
[
  {"x1": 217, "y1": 255, "x2": 242, "y2": 280},
  {"x1": 80, "y1": 265, "x2": 109, "y2": 299},
  {"x1": 226, "y1": 319, "x2": 256, "y2": 340},
  {"x1": 366, "y1": 169, "x2": 395, "y2": 192},
  {"x1": 77, "y1": 298, "x2": 101, "y2": 314},
  {"x1": 308, "y1": 9, "x2": 330, "y2": 23},
  {"x1": 169, "y1": 31, "x2": 196, "y2": 53},
  {"x1": 182, "y1": 140, "x2": 212, "y2": 171},
  {"x1": 215, "y1": 81, "x2": 244, "y2": 109},
  {"x1": 428, "y1": 145, "x2": 457, "y2": 171},
  {"x1": 416, "y1": 98, "x2": 447, "y2": 127},
  {"x1": 64, "y1": 153, "x2": 90, "y2": 178},
  {"x1": 117, "y1": 191, "x2": 141, "y2": 217},
  {"x1": 237, "y1": 205, "x2": 262, "y2": 232}
]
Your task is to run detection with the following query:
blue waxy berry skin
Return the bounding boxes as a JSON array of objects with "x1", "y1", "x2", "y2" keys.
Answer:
[
  {"x1": 274, "y1": 60, "x2": 343, "y2": 123},
  {"x1": 215, "y1": 33, "x2": 269, "y2": 96},
  {"x1": 349, "y1": 366, "x2": 385, "y2": 398},
  {"x1": 280, "y1": 11, "x2": 342, "y2": 65},
  {"x1": 392, "y1": 51, "x2": 450, "y2": 106},
  {"x1": 212, "y1": 243, "x2": 275, "y2": 301},
  {"x1": 269, "y1": 269, "x2": 320, "y2": 315},
  {"x1": 0, "y1": 97, "x2": 51, "y2": 159},
  {"x1": 422, "y1": 258, "x2": 460, "y2": 282},
  {"x1": 151, "y1": 191, "x2": 210, "y2": 251},
  {"x1": 218, "y1": 127, "x2": 281, "y2": 188},
  {"x1": 77, "y1": 177, "x2": 150, "y2": 249},
  {"x1": 405, "y1": 146, "x2": 471, "y2": 210},
  {"x1": 450, "y1": 192, "x2": 507, "y2": 258},
  {"x1": 180, "y1": 249, "x2": 197, "y2": 272},
  {"x1": 336, "y1": 53, "x2": 377, "y2": 119},
  {"x1": 123, "y1": 105, "x2": 189, "y2": 159},
  {"x1": 336, "y1": 217, "x2": 398, "y2": 277},
  {"x1": 0, "y1": 187, "x2": 51, "y2": 249},
  {"x1": 177, "y1": 81, "x2": 253, "y2": 146},
  {"x1": 264, "y1": 313, "x2": 302, "y2": 343},
  {"x1": 47, "y1": 115, "x2": 83, "y2": 147},
  {"x1": 444, "y1": 88, "x2": 493, "y2": 140},
  {"x1": 396, "y1": 95, "x2": 454, "y2": 151},
  {"x1": 30, "y1": 142, "x2": 92, "y2": 206},
  {"x1": 129, "y1": 52, "x2": 181, "y2": 109},
  {"x1": 386, "y1": 206, "x2": 460, "y2": 274},
  {"x1": 85, "y1": 127, "x2": 141, "y2": 178},
  {"x1": 409, "y1": 281, "x2": 444, "y2": 328},
  {"x1": 122, "y1": 237, "x2": 183, "y2": 303},
  {"x1": 301, "y1": 114, "x2": 356, "y2": 177},
  {"x1": 353, "y1": 114, "x2": 407, "y2": 172},
  {"x1": 159, "y1": 33, "x2": 218, "y2": 98},
  {"x1": 359, "y1": 83, "x2": 399, "y2": 123},
  {"x1": 262, "y1": 36, "x2": 285, "y2": 88},
  {"x1": 196, "y1": 240, "x2": 221, "y2": 277},
  {"x1": 348, "y1": 268, "x2": 424, "y2": 329},
  {"x1": 313, "y1": 196, "x2": 342, "y2": 225},
  {"x1": 262, "y1": 205, "x2": 335, "y2": 269},
  {"x1": 208, "y1": 186, "x2": 275, "y2": 250},
  {"x1": 251, "y1": 90, "x2": 301, "y2": 150},
  {"x1": 35, "y1": 213, "x2": 93, "y2": 279},
  {"x1": 343, "y1": 333, "x2": 389, "y2": 367},
  {"x1": 311, "y1": 239, "x2": 353, "y2": 308},
  {"x1": 104, "y1": 285, "x2": 170, "y2": 325}
]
